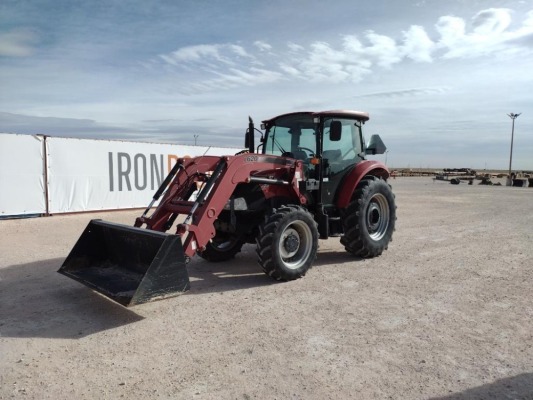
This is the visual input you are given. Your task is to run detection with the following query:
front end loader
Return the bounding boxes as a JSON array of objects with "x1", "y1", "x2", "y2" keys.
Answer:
[
  {"x1": 59, "y1": 110, "x2": 395, "y2": 306},
  {"x1": 59, "y1": 152, "x2": 308, "y2": 306}
]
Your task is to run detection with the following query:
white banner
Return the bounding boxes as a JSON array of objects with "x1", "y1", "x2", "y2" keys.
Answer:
[
  {"x1": 46, "y1": 137, "x2": 239, "y2": 213},
  {"x1": 0, "y1": 133, "x2": 46, "y2": 217}
]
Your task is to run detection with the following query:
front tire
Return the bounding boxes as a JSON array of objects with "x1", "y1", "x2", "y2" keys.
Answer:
[
  {"x1": 341, "y1": 177, "x2": 396, "y2": 257},
  {"x1": 256, "y1": 205, "x2": 318, "y2": 281},
  {"x1": 197, "y1": 232, "x2": 245, "y2": 262}
]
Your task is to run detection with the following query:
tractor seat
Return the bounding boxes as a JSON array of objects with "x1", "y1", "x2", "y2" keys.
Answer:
[
  {"x1": 323, "y1": 149, "x2": 343, "y2": 175},
  {"x1": 322, "y1": 149, "x2": 341, "y2": 162}
]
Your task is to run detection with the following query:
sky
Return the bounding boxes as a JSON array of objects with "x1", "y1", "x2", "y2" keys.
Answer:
[{"x1": 1, "y1": 0, "x2": 532, "y2": 170}]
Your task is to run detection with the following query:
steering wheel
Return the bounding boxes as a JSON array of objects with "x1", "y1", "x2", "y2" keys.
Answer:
[{"x1": 297, "y1": 147, "x2": 315, "y2": 157}]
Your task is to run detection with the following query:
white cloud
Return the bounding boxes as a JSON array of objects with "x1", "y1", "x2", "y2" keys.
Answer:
[
  {"x1": 287, "y1": 42, "x2": 304, "y2": 52},
  {"x1": 353, "y1": 87, "x2": 450, "y2": 99},
  {"x1": 525, "y1": 10, "x2": 533, "y2": 27},
  {"x1": 279, "y1": 63, "x2": 300, "y2": 76},
  {"x1": 365, "y1": 31, "x2": 402, "y2": 68},
  {"x1": 183, "y1": 67, "x2": 283, "y2": 94},
  {"x1": 254, "y1": 41, "x2": 272, "y2": 51},
  {"x1": 281, "y1": 37, "x2": 374, "y2": 83},
  {"x1": 401, "y1": 25, "x2": 435, "y2": 62},
  {"x1": 159, "y1": 43, "x2": 253, "y2": 67},
  {"x1": 0, "y1": 29, "x2": 37, "y2": 57},
  {"x1": 299, "y1": 41, "x2": 352, "y2": 82},
  {"x1": 472, "y1": 8, "x2": 512, "y2": 35},
  {"x1": 152, "y1": 7, "x2": 533, "y2": 92},
  {"x1": 228, "y1": 44, "x2": 251, "y2": 58},
  {"x1": 436, "y1": 16, "x2": 466, "y2": 49},
  {"x1": 162, "y1": 44, "x2": 221, "y2": 64},
  {"x1": 436, "y1": 8, "x2": 533, "y2": 59}
]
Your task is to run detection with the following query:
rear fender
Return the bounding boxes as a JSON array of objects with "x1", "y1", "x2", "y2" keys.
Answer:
[{"x1": 336, "y1": 160, "x2": 389, "y2": 209}]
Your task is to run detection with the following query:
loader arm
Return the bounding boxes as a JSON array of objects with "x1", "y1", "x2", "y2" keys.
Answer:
[{"x1": 135, "y1": 153, "x2": 307, "y2": 258}]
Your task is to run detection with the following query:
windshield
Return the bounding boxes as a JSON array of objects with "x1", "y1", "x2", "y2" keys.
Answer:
[
  {"x1": 263, "y1": 114, "x2": 316, "y2": 160},
  {"x1": 264, "y1": 113, "x2": 363, "y2": 161}
]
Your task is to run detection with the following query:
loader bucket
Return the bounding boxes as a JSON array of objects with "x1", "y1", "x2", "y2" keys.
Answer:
[{"x1": 58, "y1": 220, "x2": 190, "y2": 307}]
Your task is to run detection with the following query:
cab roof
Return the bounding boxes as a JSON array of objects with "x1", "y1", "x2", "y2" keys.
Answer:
[{"x1": 262, "y1": 110, "x2": 370, "y2": 125}]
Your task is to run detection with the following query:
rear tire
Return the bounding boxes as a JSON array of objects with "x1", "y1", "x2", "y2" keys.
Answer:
[
  {"x1": 341, "y1": 177, "x2": 396, "y2": 257},
  {"x1": 197, "y1": 232, "x2": 244, "y2": 262},
  {"x1": 256, "y1": 205, "x2": 318, "y2": 281}
]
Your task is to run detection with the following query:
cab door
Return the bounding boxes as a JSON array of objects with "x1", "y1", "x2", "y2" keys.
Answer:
[{"x1": 321, "y1": 118, "x2": 364, "y2": 205}]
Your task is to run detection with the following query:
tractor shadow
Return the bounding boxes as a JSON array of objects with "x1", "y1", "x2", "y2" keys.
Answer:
[
  {"x1": 185, "y1": 244, "x2": 363, "y2": 295},
  {"x1": 0, "y1": 246, "x2": 364, "y2": 338},
  {"x1": 186, "y1": 246, "x2": 276, "y2": 294},
  {"x1": 314, "y1": 249, "x2": 364, "y2": 267},
  {"x1": 0, "y1": 258, "x2": 143, "y2": 339},
  {"x1": 429, "y1": 372, "x2": 533, "y2": 400}
]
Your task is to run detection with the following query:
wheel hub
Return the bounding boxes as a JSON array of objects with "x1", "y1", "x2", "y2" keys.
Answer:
[
  {"x1": 279, "y1": 227, "x2": 302, "y2": 259},
  {"x1": 267, "y1": 215, "x2": 316, "y2": 272},
  {"x1": 365, "y1": 193, "x2": 390, "y2": 241},
  {"x1": 367, "y1": 202, "x2": 381, "y2": 233},
  {"x1": 284, "y1": 233, "x2": 300, "y2": 253}
]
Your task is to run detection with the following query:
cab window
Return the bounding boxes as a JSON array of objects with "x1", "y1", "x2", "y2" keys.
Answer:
[{"x1": 322, "y1": 118, "x2": 363, "y2": 175}]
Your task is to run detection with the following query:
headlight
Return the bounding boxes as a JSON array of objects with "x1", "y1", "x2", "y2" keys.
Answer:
[{"x1": 223, "y1": 197, "x2": 248, "y2": 211}]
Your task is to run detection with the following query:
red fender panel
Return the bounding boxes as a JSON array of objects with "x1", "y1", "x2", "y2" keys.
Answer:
[{"x1": 336, "y1": 160, "x2": 390, "y2": 209}]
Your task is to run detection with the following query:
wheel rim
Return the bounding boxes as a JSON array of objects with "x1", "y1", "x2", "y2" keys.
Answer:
[
  {"x1": 278, "y1": 220, "x2": 313, "y2": 270},
  {"x1": 366, "y1": 193, "x2": 390, "y2": 241},
  {"x1": 211, "y1": 237, "x2": 239, "y2": 251}
]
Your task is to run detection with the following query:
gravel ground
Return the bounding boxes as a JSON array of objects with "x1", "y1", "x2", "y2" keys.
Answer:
[{"x1": 0, "y1": 177, "x2": 532, "y2": 400}]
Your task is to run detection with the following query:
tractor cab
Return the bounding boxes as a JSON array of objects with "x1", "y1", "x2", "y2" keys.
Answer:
[{"x1": 260, "y1": 110, "x2": 378, "y2": 205}]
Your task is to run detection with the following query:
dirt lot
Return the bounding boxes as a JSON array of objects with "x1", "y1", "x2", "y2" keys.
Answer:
[{"x1": 1, "y1": 177, "x2": 532, "y2": 400}]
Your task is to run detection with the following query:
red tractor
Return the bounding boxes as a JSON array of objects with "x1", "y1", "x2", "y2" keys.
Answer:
[{"x1": 59, "y1": 110, "x2": 396, "y2": 306}]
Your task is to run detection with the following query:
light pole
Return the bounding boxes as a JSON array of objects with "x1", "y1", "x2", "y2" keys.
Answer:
[
  {"x1": 507, "y1": 113, "x2": 521, "y2": 186},
  {"x1": 385, "y1": 150, "x2": 389, "y2": 166},
  {"x1": 194, "y1": 134, "x2": 199, "y2": 146}
]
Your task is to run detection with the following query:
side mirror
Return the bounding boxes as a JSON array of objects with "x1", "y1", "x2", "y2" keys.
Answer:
[
  {"x1": 330, "y1": 121, "x2": 342, "y2": 141},
  {"x1": 366, "y1": 134, "x2": 387, "y2": 155}
]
